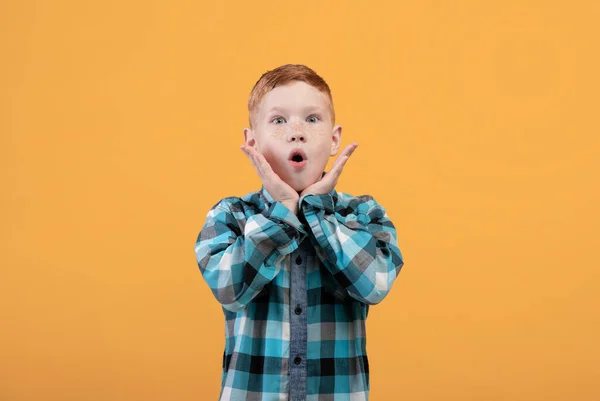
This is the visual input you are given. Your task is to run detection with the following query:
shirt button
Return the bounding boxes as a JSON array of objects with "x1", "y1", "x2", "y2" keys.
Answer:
[
  {"x1": 294, "y1": 356, "x2": 302, "y2": 365},
  {"x1": 295, "y1": 255, "x2": 302, "y2": 265},
  {"x1": 294, "y1": 306, "x2": 302, "y2": 315}
]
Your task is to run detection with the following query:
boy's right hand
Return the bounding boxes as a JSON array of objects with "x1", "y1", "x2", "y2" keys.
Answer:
[{"x1": 240, "y1": 145, "x2": 299, "y2": 213}]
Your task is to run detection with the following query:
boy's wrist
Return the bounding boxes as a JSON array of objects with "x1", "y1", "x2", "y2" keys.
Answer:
[{"x1": 281, "y1": 202, "x2": 298, "y2": 215}]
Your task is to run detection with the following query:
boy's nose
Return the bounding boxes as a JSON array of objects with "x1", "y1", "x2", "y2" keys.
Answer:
[
  {"x1": 287, "y1": 125, "x2": 306, "y2": 142},
  {"x1": 288, "y1": 131, "x2": 306, "y2": 142}
]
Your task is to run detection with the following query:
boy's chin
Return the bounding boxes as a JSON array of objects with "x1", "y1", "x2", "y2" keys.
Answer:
[
  {"x1": 288, "y1": 180, "x2": 318, "y2": 194},
  {"x1": 284, "y1": 170, "x2": 325, "y2": 193},
  {"x1": 288, "y1": 183, "x2": 306, "y2": 193}
]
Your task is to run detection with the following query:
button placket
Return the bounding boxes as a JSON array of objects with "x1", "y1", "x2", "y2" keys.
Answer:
[
  {"x1": 293, "y1": 253, "x2": 303, "y2": 316},
  {"x1": 289, "y1": 247, "x2": 307, "y2": 397}
]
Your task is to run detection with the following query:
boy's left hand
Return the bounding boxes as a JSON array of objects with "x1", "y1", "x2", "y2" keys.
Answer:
[{"x1": 300, "y1": 143, "x2": 359, "y2": 198}]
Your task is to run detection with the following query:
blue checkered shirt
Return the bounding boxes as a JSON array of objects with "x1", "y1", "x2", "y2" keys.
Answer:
[{"x1": 194, "y1": 183, "x2": 404, "y2": 401}]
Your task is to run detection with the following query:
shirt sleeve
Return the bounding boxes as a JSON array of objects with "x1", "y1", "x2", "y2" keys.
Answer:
[
  {"x1": 195, "y1": 198, "x2": 308, "y2": 312},
  {"x1": 299, "y1": 193, "x2": 404, "y2": 305}
]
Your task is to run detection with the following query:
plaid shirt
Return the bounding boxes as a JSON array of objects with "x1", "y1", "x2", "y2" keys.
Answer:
[{"x1": 194, "y1": 180, "x2": 404, "y2": 401}]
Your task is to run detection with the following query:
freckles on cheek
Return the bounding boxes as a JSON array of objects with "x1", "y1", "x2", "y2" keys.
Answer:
[
  {"x1": 267, "y1": 127, "x2": 285, "y2": 139},
  {"x1": 311, "y1": 126, "x2": 328, "y2": 137}
]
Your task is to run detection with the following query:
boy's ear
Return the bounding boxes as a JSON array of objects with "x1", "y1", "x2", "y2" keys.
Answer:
[
  {"x1": 243, "y1": 128, "x2": 256, "y2": 147},
  {"x1": 330, "y1": 124, "x2": 342, "y2": 156}
]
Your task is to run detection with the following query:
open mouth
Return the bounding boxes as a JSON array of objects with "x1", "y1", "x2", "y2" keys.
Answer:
[{"x1": 288, "y1": 148, "x2": 307, "y2": 170}]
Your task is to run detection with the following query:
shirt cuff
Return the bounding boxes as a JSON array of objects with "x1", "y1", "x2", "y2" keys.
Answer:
[
  {"x1": 264, "y1": 201, "x2": 307, "y2": 235},
  {"x1": 299, "y1": 193, "x2": 335, "y2": 214}
]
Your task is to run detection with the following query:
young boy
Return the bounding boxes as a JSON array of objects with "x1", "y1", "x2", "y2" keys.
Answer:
[{"x1": 194, "y1": 64, "x2": 404, "y2": 401}]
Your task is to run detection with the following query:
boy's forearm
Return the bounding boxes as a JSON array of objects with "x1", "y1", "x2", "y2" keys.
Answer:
[
  {"x1": 195, "y1": 200, "x2": 308, "y2": 312},
  {"x1": 300, "y1": 196, "x2": 404, "y2": 305}
]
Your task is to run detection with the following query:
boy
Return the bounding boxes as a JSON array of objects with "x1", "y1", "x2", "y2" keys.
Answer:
[{"x1": 194, "y1": 64, "x2": 404, "y2": 401}]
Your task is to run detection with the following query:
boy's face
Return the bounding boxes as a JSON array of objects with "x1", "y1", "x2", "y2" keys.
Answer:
[{"x1": 243, "y1": 80, "x2": 342, "y2": 193}]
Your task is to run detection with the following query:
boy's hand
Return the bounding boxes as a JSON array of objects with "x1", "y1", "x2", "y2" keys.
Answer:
[
  {"x1": 240, "y1": 145, "x2": 300, "y2": 213},
  {"x1": 300, "y1": 143, "x2": 358, "y2": 198}
]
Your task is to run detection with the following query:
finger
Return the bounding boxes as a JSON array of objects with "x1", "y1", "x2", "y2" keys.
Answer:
[
  {"x1": 242, "y1": 146, "x2": 265, "y2": 175},
  {"x1": 246, "y1": 146, "x2": 277, "y2": 181},
  {"x1": 247, "y1": 147, "x2": 271, "y2": 177},
  {"x1": 241, "y1": 146, "x2": 256, "y2": 166},
  {"x1": 333, "y1": 155, "x2": 350, "y2": 175},
  {"x1": 322, "y1": 158, "x2": 345, "y2": 185},
  {"x1": 331, "y1": 144, "x2": 356, "y2": 169},
  {"x1": 256, "y1": 153, "x2": 274, "y2": 175},
  {"x1": 329, "y1": 154, "x2": 352, "y2": 184},
  {"x1": 342, "y1": 143, "x2": 358, "y2": 158},
  {"x1": 241, "y1": 146, "x2": 264, "y2": 178},
  {"x1": 332, "y1": 147, "x2": 352, "y2": 170}
]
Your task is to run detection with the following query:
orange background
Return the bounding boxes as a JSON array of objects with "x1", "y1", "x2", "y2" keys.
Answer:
[{"x1": 1, "y1": 1, "x2": 599, "y2": 400}]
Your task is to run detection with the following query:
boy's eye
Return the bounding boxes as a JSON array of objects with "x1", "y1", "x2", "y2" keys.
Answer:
[{"x1": 271, "y1": 115, "x2": 320, "y2": 124}]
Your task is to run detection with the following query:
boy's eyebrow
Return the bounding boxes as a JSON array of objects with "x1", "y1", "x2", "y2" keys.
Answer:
[{"x1": 267, "y1": 105, "x2": 324, "y2": 114}]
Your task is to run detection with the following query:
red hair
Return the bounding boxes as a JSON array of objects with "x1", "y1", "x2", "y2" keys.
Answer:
[{"x1": 247, "y1": 64, "x2": 335, "y2": 128}]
